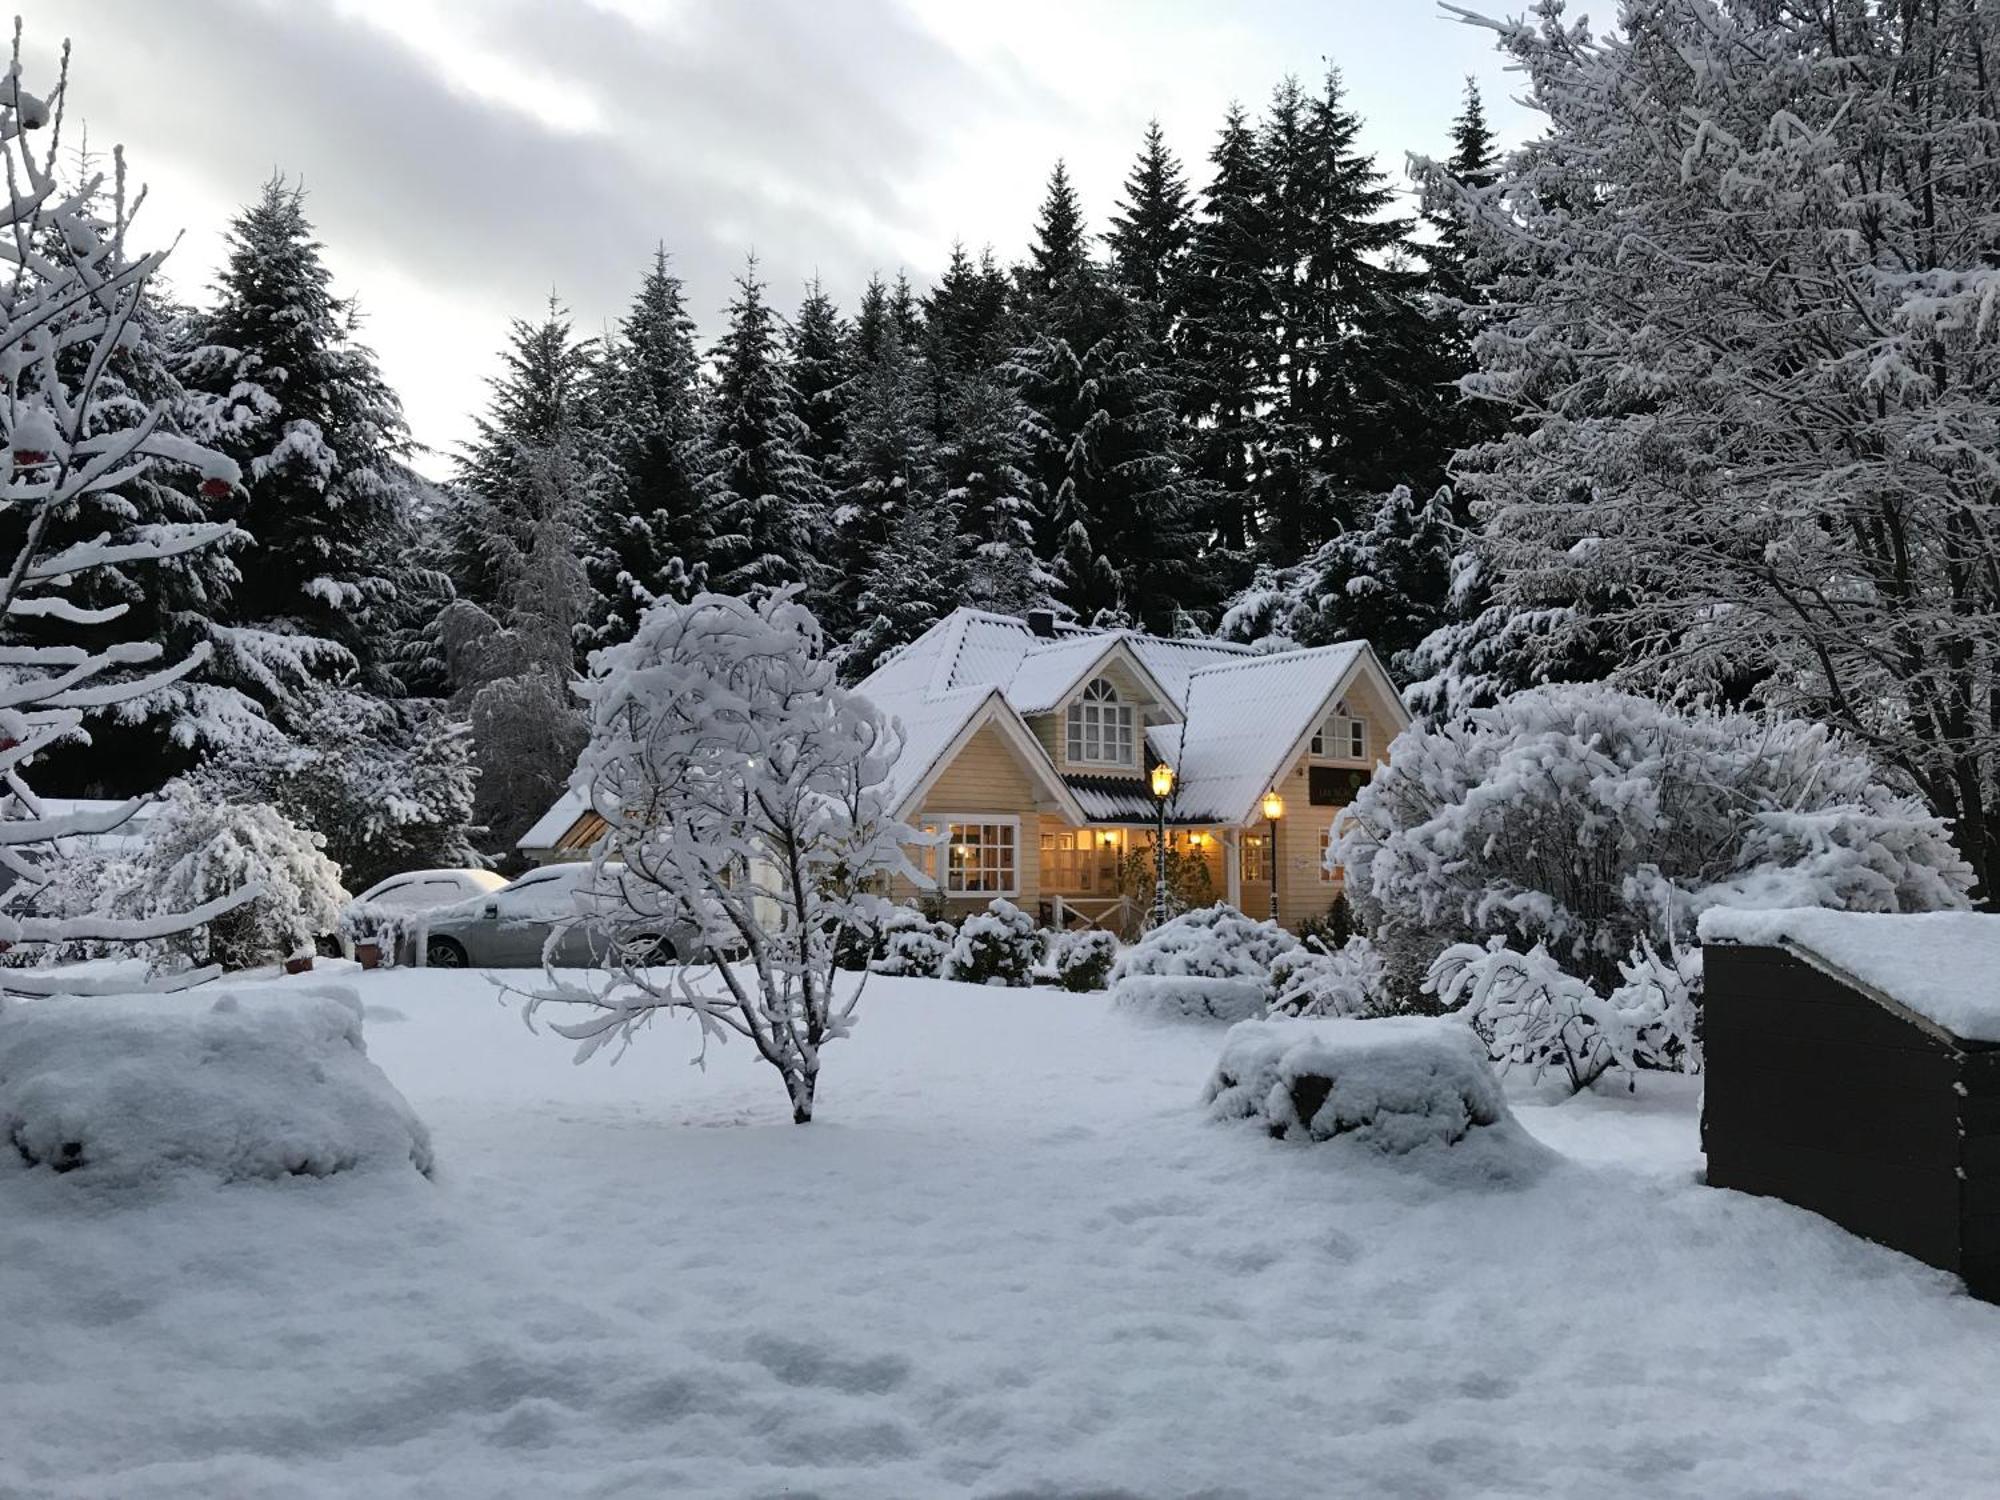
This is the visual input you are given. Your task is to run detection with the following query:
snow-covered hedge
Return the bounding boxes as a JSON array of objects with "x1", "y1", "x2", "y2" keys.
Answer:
[
  {"x1": 1109, "y1": 904, "x2": 1300, "y2": 1022},
  {"x1": 1334, "y1": 685, "x2": 1974, "y2": 996},
  {"x1": 942, "y1": 899, "x2": 1041, "y2": 987},
  {"x1": 0, "y1": 984, "x2": 432, "y2": 1184},
  {"x1": 1051, "y1": 929, "x2": 1118, "y2": 992},
  {"x1": 1267, "y1": 936, "x2": 1392, "y2": 1019},
  {"x1": 1204, "y1": 1016, "x2": 1513, "y2": 1153},
  {"x1": 870, "y1": 907, "x2": 955, "y2": 979}
]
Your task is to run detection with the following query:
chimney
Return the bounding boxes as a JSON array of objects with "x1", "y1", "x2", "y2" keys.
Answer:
[{"x1": 1026, "y1": 608, "x2": 1057, "y2": 639}]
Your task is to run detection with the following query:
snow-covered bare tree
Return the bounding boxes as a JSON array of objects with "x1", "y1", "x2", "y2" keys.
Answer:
[
  {"x1": 525, "y1": 587, "x2": 909, "y2": 1125},
  {"x1": 0, "y1": 34, "x2": 252, "y2": 975},
  {"x1": 1433, "y1": 0, "x2": 2000, "y2": 903}
]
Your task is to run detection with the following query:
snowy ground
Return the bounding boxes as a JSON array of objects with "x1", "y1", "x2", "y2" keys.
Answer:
[{"x1": 6, "y1": 970, "x2": 2000, "y2": 1499}]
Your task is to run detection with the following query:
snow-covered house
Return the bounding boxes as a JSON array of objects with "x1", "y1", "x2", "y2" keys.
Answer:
[
  {"x1": 519, "y1": 607, "x2": 1408, "y2": 933},
  {"x1": 855, "y1": 608, "x2": 1406, "y2": 932}
]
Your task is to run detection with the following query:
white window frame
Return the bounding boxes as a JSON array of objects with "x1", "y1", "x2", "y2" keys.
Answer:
[
  {"x1": 1065, "y1": 677, "x2": 1136, "y2": 768},
  {"x1": 920, "y1": 814, "x2": 1021, "y2": 898},
  {"x1": 1310, "y1": 709, "x2": 1368, "y2": 762}
]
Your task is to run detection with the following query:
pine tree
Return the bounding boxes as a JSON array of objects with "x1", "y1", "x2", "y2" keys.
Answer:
[
  {"x1": 1106, "y1": 119, "x2": 1194, "y2": 343},
  {"x1": 181, "y1": 177, "x2": 412, "y2": 722},
  {"x1": 1181, "y1": 102, "x2": 1273, "y2": 567},
  {"x1": 586, "y1": 250, "x2": 716, "y2": 651},
  {"x1": 707, "y1": 258, "x2": 827, "y2": 594},
  {"x1": 938, "y1": 372, "x2": 1053, "y2": 617},
  {"x1": 788, "y1": 276, "x2": 852, "y2": 484},
  {"x1": 1419, "y1": 78, "x2": 1506, "y2": 476},
  {"x1": 844, "y1": 496, "x2": 969, "y2": 681},
  {"x1": 1022, "y1": 160, "x2": 1088, "y2": 306},
  {"x1": 924, "y1": 242, "x2": 1014, "y2": 387},
  {"x1": 450, "y1": 296, "x2": 602, "y2": 669}
]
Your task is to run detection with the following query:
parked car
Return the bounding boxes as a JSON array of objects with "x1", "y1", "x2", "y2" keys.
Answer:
[
  {"x1": 413, "y1": 862, "x2": 696, "y2": 969},
  {"x1": 348, "y1": 867, "x2": 509, "y2": 917}
]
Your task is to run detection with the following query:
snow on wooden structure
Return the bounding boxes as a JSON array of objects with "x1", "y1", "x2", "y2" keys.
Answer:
[{"x1": 1699, "y1": 908, "x2": 2000, "y2": 1301}]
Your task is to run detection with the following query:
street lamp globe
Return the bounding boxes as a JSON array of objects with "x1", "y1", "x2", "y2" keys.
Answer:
[
  {"x1": 1150, "y1": 761, "x2": 1174, "y2": 800},
  {"x1": 1261, "y1": 789, "x2": 1284, "y2": 822}
]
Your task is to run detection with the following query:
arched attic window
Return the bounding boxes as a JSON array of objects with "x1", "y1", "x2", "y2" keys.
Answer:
[{"x1": 1066, "y1": 676, "x2": 1135, "y2": 767}]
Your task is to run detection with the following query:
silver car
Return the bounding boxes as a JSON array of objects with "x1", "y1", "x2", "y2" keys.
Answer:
[{"x1": 415, "y1": 862, "x2": 694, "y2": 969}]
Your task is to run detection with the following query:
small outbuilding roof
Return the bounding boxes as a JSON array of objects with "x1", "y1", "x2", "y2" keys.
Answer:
[
  {"x1": 1699, "y1": 907, "x2": 2000, "y2": 1044},
  {"x1": 516, "y1": 787, "x2": 590, "y2": 851}
]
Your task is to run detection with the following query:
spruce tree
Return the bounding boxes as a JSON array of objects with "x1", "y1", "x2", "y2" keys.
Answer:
[
  {"x1": 1022, "y1": 160, "x2": 1088, "y2": 305},
  {"x1": 706, "y1": 258, "x2": 827, "y2": 595},
  {"x1": 450, "y1": 298, "x2": 601, "y2": 661},
  {"x1": 586, "y1": 250, "x2": 716, "y2": 651},
  {"x1": 1180, "y1": 103, "x2": 1273, "y2": 568},
  {"x1": 1106, "y1": 119, "x2": 1194, "y2": 343},
  {"x1": 182, "y1": 177, "x2": 411, "y2": 719},
  {"x1": 924, "y1": 242, "x2": 1013, "y2": 387},
  {"x1": 843, "y1": 495, "x2": 969, "y2": 681},
  {"x1": 788, "y1": 276, "x2": 852, "y2": 486},
  {"x1": 939, "y1": 372, "x2": 1053, "y2": 617}
]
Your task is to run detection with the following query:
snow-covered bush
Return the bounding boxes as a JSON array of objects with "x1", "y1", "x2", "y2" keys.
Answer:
[
  {"x1": 869, "y1": 906, "x2": 954, "y2": 979},
  {"x1": 524, "y1": 588, "x2": 912, "y2": 1124},
  {"x1": 1204, "y1": 1016, "x2": 1515, "y2": 1154},
  {"x1": 943, "y1": 899, "x2": 1041, "y2": 987},
  {"x1": 1268, "y1": 937, "x2": 1392, "y2": 1019},
  {"x1": 1109, "y1": 904, "x2": 1300, "y2": 1022},
  {"x1": 0, "y1": 983, "x2": 432, "y2": 1183},
  {"x1": 1335, "y1": 685, "x2": 1973, "y2": 997},
  {"x1": 109, "y1": 784, "x2": 349, "y2": 972},
  {"x1": 1052, "y1": 928, "x2": 1118, "y2": 993},
  {"x1": 1426, "y1": 936, "x2": 1703, "y2": 1095}
]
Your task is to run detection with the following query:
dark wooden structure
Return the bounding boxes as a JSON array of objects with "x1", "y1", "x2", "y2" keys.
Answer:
[{"x1": 1704, "y1": 941, "x2": 2000, "y2": 1301}]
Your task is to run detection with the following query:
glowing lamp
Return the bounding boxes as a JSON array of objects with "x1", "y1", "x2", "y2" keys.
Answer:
[
  {"x1": 1261, "y1": 790, "x2": 1285, "y2": 822},
  {"x1": 1149, "y1": 761, "x2": 1174, "y2": 800}
]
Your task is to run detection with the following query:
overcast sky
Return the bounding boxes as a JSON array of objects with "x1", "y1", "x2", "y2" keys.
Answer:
[{"x1": 16, "y1": 0, "x2": 1534, "y2": 475}]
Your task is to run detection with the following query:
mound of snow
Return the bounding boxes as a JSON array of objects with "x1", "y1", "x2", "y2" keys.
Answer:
[
  {"x1": 1204, "y1": 1016, "x2": 1512, "y2": 1153},
  {"x1": 1112, "y1": 973, "x2": 1267, "y2": 1024},
  {"x1": 0, "y1": 983, "x2": 432, "y2": 1184}
]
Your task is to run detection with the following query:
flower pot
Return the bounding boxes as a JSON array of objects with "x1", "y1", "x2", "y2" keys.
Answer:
[
  {"x1": 284, "y1": 955, "x2": 314, "y2": 976},
  {"x1": 355, "y1": 941, "x2": 382, "y2": 971}
]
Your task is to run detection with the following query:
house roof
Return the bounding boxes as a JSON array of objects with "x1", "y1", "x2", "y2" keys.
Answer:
[
  {"x1": 1166, "y1": 642, "x2": 1371, "y2": 825},
  {"x1": 517, "y1": 787, "x2": 590, "y2": 851},
  {"x1": 858, "y1": 609, "x2": 1405, "y2": 828}
]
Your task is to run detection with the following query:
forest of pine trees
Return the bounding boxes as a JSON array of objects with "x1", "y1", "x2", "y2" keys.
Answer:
[{"x1": 34, "y1": 71, "x2": 1504, "y2": 872}]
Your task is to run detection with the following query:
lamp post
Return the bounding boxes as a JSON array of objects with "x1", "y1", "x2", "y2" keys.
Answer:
[
  {"x1": 1261, "y1": 789, "x2": 1284, "y2": 924},
  {"x1": 1149, "y1": 760, "x2": 1175, "y2": 927}
]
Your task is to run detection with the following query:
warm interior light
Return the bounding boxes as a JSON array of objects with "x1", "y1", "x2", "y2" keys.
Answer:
[
  {"x1": 1262, "y1": 790, "x2": 1285, "y2": 821},
  {"x1": 1188, "y1": 832, "x2": 1206, "y2": 848},
  {"x1": 1149, "y1": 761, "x2": 1174, "y2": 799}
]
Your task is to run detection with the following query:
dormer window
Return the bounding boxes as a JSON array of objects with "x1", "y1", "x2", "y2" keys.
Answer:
[
  {"x1": 1066, "y1": 677, "x2": 1135, "y2": 767},
  {"x1": 1310, "y1": 704, "x2": 1368, "y2": 761}
]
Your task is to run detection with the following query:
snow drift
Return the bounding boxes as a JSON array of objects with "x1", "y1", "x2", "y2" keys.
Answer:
[
  {"x1": 1205, "y1": 1017, "x2": 1516, "y2": 1154},
  {"x1": 0, "y1": 983, "x2": 432, "y2": 1184}
]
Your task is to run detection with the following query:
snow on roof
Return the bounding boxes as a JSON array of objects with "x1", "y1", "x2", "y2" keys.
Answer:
[
  {"x1": 1168, "y1": 643, "x2": 1367, "y2": 825},
  {"x1": 516, "y1": 787, "x2": 589, "y2": 851},
  {"x1": 854, "y1": 609, "x2": 1389, "y2": 826},
  {"x1": 1699, "y1": 907, "x2": 2000, "y2": 1043}
]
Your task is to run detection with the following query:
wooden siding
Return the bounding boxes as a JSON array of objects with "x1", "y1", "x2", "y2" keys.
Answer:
[
  {"x1": 895, "y1": 723, "x2": 1044, "y2": 916},
  {"x1": 1028, "y1": 655, "x2": 1169, "y2": 775}
]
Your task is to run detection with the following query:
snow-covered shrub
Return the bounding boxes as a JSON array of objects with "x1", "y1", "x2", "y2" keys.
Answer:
[
  {"x1": 109, "y1": 784, "x2": 349, "y2": 971},
  {"x1": 524, "y1": 588, "x2": 912, "y2": 1124},
  {"x1": 943, "y1": 899, "x2": 1041, "y2": 987},
  {"x1": 1204, "y1": 1016, "x2": 1514, "y2": 1154},
  {"x1": 0, "y1": 983, "x2": 432, "y2": 1183},
  {"x1": 1335, "y1": 685, "x2": 1973, "y2": 998},
  {"x1": 870, "y1": 906, "x2": 954, "y2": 979},
  {"x1": 1267, "y1": 937, "x2": 1392, "y2": 1019},
  {"x1": 1051, "y1": 928, "x2": 1118, "y2": 992},
  {"x1": 1109, "y1": 904, "x2": 1300, "y2": 1022},
  {"x1": 1425, "y1": 936, "x2": 1704, "y2": 1095}
]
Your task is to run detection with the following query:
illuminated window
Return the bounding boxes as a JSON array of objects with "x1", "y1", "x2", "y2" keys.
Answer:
[
  {"x1": 1240, "y1": 832, "x2": 1273, "y2": 883},
  {"x1": 1319, "y1": 828, "x2": 1339, "y2": 883},
  {"x1": 1066, "y1": 677, "x2": 1135, "y2": 767},
  {"x1": 924, "y1": 818, "x2": 1019, "y2": 896}
]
